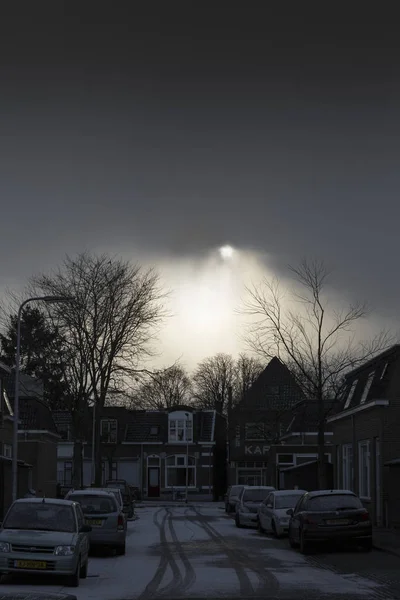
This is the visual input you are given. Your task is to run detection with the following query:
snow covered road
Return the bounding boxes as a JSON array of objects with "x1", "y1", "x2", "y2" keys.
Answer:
[{"x1": 1, "y1": 504, "x2": 399, "y2": 599}]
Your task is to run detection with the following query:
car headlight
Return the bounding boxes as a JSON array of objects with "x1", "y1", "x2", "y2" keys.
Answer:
[
  {"x1": 54, "y1": 545, "x2": 75, "y2": 556},
  {"x1": 0, "y1": 542, "x2": 10, "y2": 553}
]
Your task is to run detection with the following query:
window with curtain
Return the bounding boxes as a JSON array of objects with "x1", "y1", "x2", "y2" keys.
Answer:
[
  {"x1": 165, "y1": 455, "x2": 196, "y2": 487},
  {"x1": 168, "y1": 419, "x2": 193, "y2": 442}
]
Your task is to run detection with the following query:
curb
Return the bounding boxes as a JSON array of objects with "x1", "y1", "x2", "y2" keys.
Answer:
[{"x1": 372, "y1": 542, "x2": 400, "y2": 558}]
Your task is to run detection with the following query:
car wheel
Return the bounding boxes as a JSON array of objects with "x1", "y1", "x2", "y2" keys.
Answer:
[
  {"x1": 66, "y1": 557, "x2": 80, "y2": 587},
  {"x1": 299, "y1": 530, "x2": 311, "y2": 554},
  {"x1": 271, "y1": 520, "x2": 281, "y2": 538},
  {"x1": 289, "y1": 527, "x2": 297, "y2": 548},
  {"x1": 80, "y1": 560, "x2": 88, "y2": 579},
  {"x1": 235, "y1": 514, "x2": 242, "y2": 528},
  {"x1": 116, "y1": 543, "x2": 126, "y2": 556}
]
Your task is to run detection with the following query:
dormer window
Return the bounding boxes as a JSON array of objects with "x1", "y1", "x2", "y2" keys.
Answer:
[
  {"x1": 101, "y1": 419, "x2": 117, "y2": 444},
  {"x1": 380, "y1": 363, "x2": 388, "y2": 380},
  {"x1": 360, "y1": 371, "x2": 375, "y2": 405},
  {"x1": 344, "y1": 379, "x2": 358, "y2": 409},
  {"x1": 168, "y1": 411, "x2": 193, "y2": 442},
  {"x1": 150, "y1": 425, "x2": 159, "y2": 435}
]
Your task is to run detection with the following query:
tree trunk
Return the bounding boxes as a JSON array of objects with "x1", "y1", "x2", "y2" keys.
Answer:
[
  {"x1": 94, "y1": 404, "x2": 103, "y2": 486},
  {"x1": 317, "y1": 396, "x2": 327, "y2": 490},
  {"x1": 72, "y1": 440, "x2": 82, "y2": 488}
]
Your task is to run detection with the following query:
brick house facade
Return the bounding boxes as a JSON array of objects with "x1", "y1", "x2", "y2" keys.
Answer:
[
  {"x1": 55, "y1": 405, "x2": 227, "y2": 500},
  {"x1": 328, "y1": 344, "x2": 400, "y2": 527},
  {"x1": 3, "y1": 365, "x2": 59, "y2": 500}
]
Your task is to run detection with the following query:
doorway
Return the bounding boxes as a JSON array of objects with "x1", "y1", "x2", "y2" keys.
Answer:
[
  {"x1": 148, "y1": 467, "x2": 160, "y2": 497},
  {"x1": 147, "y1": 455, "x2": 161, "y2": 498}
]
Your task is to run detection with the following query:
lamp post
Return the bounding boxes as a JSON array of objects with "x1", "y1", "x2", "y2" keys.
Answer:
[
  {"x1": 185, "y1": 412, "x2": 190, "y2": 504},
  {"x1": 90, "y1": 397, "x2": 96, "y2": 485},
  {"x1": 12, "y1": 295, "x2": 74, "y2": 502}
]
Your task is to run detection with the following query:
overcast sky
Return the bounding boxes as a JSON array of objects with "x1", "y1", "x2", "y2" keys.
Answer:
[{"x1": 0, "y1": 6, "x2": 399, "y2": 368}]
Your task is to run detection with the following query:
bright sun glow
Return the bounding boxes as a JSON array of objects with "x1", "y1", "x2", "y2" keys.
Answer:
[{"x1": 219, "y1": 245, "x2": 234, "y2": 259}]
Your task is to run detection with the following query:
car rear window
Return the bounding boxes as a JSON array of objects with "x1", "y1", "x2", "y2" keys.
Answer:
[
  {"x1": 70, "y1": 494, "x2": 117, "y2": 514},
  {"x1": 243, "y1": 489, "x2": 270, "y2": 502},
  {"x1": 230, "y1": 486, "x2": 243, "y2": 495},
  {"x1": 275, "y1": 494, "x2": 304, "y2": 509},
  {"x1": 307, "y1": 494, "x2": 362, "y2": 511}
]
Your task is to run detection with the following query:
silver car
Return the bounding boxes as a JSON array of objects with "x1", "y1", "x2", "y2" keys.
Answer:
[
  {"x1": 85, "y1": 488, "x2": 124, "y2": 513},
  {"x1": 226, "y1": 485, "x2": 244, "y2": 513},
  {"x1": 235, "y1": 486, "x2": 275, "y2": 528},
  {"x1": 258, "y1": 489, "x2": 307, "y2": 537},
  {"x1": 67, "y1": 490, "x2": 127, "y2": 555},
  {"x1": 0, "y1": 498, "x2": 90, "y2": 587}
]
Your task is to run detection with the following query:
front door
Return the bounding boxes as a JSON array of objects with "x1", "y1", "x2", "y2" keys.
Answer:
[{"x1": 148, "y1": 467, "x2": 160, "y2": 498}]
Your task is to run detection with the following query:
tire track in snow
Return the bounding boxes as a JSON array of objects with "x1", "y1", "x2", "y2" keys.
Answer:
[
  {"x1": 137, "y1": 508, "x2": 181, "y2": 599},
  {"x1": 186, "y1": 506, "x2": 255, "y2": 597},
  {"x1": 190, "y1": 505, "x2": 280, "y2": 597}
]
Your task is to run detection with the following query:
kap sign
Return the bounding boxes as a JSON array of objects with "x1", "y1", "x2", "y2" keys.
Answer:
[{"x1": 245, "y1": 445, "x2": 270, "y2": 455}]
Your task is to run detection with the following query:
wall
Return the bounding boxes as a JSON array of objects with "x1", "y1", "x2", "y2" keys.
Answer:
[
  {"x1": 18, "y1": 437, "x2": 58, "y2": 498},
  {"x1": 280, "y1": 461, "x2": 333, "y2": 491}
]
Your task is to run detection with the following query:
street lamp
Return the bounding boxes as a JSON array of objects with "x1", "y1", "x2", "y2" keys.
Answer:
[
  {"x1": 185, "y1": 412, "x2": 190, "y2": 504},
  {"x1": 12, "y1": 295, "x2": 75, "y2": 502}
]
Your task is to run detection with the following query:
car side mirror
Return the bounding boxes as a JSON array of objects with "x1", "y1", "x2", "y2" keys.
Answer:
[
  {"x1": 80, "y1": 524, "x2": 92, "y2": 533},
  {"x1": 286, "y1": 509, "x2": 294, "y2": 516}
]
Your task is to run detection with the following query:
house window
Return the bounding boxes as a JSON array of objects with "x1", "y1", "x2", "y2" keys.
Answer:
[
  {"x1": 380, "y1": 363, "x2": 388, "y2": 380},
  {"x1": 342, "y1": 444, "x2": 353, "y2": 491},
  {"x1": 58, "y1": 424, "x2": 71, "y2": 441},
  {"x1": 101, "y1": 419, "x2": 117, "y2": 444},
  {"x1": 245, "y1": 423, "x2": 265, "y2": 441},
  {"x1": 3, "y1": 444, "x2": 12, "y2": 458},
  {"x1": 344, "y1": 380, "x2": 358, "y2": 409},
  {"x1": 150, "y1": 426, "x2": 159, "y2": 435},
  {"x1": 359, "y1": 440, "x2": 371, "y2": 499},
  {"x1": 360, "y1": 372, "x2": 375, "y2": 405},
  {"x1": 165, "y1": 455, "x2": 196, "y2": 487},
  {"x1": 168, "y1": 418, "x2": 193, "y2": 442},
  {"x1": 58, "y1": 461, "x2": 72, "y2": 486},
  {"x1": 277, "y1": 453, "x2": 294, "y2": 465}
]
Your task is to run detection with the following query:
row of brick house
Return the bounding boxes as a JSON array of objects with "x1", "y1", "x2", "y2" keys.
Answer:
[
  {"x1": 2, "y1": 345, "x2": 400, "y2": 528},
  {"x1": 55, "y1": 406, "x2": 227, "y2": 501},
  {"x1": 226, "y1": 348, "x2": 400, "y2": 529}
]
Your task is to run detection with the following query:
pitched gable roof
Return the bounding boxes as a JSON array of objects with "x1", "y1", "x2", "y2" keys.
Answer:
[
  {"x1": 339, "y1": 345, "x2": 400, "y2": 412},
  {"x1": 237, "y1": 357, "x2": 305, "y2": 410}
]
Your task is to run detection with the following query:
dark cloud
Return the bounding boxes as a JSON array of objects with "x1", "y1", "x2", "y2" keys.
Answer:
[{"x1": 0, "y1": 7, "x2": 399, "y2": 321}]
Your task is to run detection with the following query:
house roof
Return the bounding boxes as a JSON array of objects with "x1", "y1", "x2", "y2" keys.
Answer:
[
  {"x1": 285, "y1": 398, "x2": 337, "y2": 434},
  {"x1": 236, "y1": 357, "x2": 306, "y2": 410},
  {"x1": 124, "y1": 407, "x2": 216, "y2": 443},
  {"x1": 337, "y1": 345, "x2": 400, "y2": 413},
  {"x1": 0, "y1": 366, "x2": 56, "y2": 433}
]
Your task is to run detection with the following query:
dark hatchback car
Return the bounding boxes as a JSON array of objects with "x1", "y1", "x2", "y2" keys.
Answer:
[{"x1": 287, "y1": 489, "x2": 372, "y2": 554}]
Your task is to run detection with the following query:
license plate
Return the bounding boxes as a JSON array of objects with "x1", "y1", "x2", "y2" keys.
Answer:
[
  {"x1": 326, "y1": 519, "x2": 350, "y2": 525},
  {"x1": 15, "y1": 560, "x2": 47, "y2": 569},
  {"x1": 86, "y1": 519, "x2": 103, "y2": 526}
]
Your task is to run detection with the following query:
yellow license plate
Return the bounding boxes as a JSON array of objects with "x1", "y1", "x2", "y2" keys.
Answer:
[
  {"x1": 15, "y1": 560, "x2": 47, "y2": 569},
  {"x1": 86, "y1": 519, "x2": 103, "y2": 526}
]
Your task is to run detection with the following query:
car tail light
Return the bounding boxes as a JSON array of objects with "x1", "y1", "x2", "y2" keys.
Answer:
[
  {"x1": 359, "y1": 511, "x2": 370, "y2": 521},
  {"x1": 117, "y1": 515, "x2": 124, "y2": 530}
]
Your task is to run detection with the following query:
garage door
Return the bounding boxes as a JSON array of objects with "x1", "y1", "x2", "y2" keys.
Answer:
[{"x1": 118, "y1": 460, "x2": 140, "y2": 486}]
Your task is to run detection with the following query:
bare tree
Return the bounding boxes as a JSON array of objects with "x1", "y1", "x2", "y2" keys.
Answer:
[
  {"x1": 31, "y1": 252, "x2": 166, "y2": 485},
  {"x1": 130, "y1": 364, "x2": 192, "y2": 409},
  {"x1": 193, "y1": 353, "x2": 236, "y2": 412},
  {"x1": 242, "y1": 259, "x2": 392, "y2": 488},
  {"x1": 233, "y1": 353, "x2": 264, "y2": 405}
]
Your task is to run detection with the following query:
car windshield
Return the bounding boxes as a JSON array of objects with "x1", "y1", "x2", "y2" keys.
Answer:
[
  {"x1": 70, "y1": 494, "x2": 117, "y2": 514},
  {"x1": 275, "y1": 494, "x2": 304, "y2": 509},
  {"x1": 243, "y1": 489, "x2": 269, "y2": 502},
  {"x1": 307, "y1": 494, "x2": 362, "y2": 511},
  {"x1": 3, "y1": 502, "x2": 76, "y2": 532}
]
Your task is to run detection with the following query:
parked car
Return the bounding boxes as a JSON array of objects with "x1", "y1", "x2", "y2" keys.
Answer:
[
  {"x1": 105, "y1": 479, "x2": 134, "y2": 518},
  {"x1": 85, "y1": 487, "x2": 124, "y2": 512},
  {"x1": 224, "y1": 486, "x2": 231, "y2": 512},
  {"x1": 67, "y1": 489, "x2": 127, "y2": 555},
  {"x1": 235, "y1": 486, "x2": 275, "y2": 528},
  {"x1": 258, "y1": 489, "x2": 306, "y2": 537},
  {"x1": 225, "y1": 485, "x2": 244, "y2": 514},
  {"x1": 0, "y1": 497, "x2": 91, "y2": 587},
  {"x1": 287, "y1": 489, "x2": 372, "y2": 554}
]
